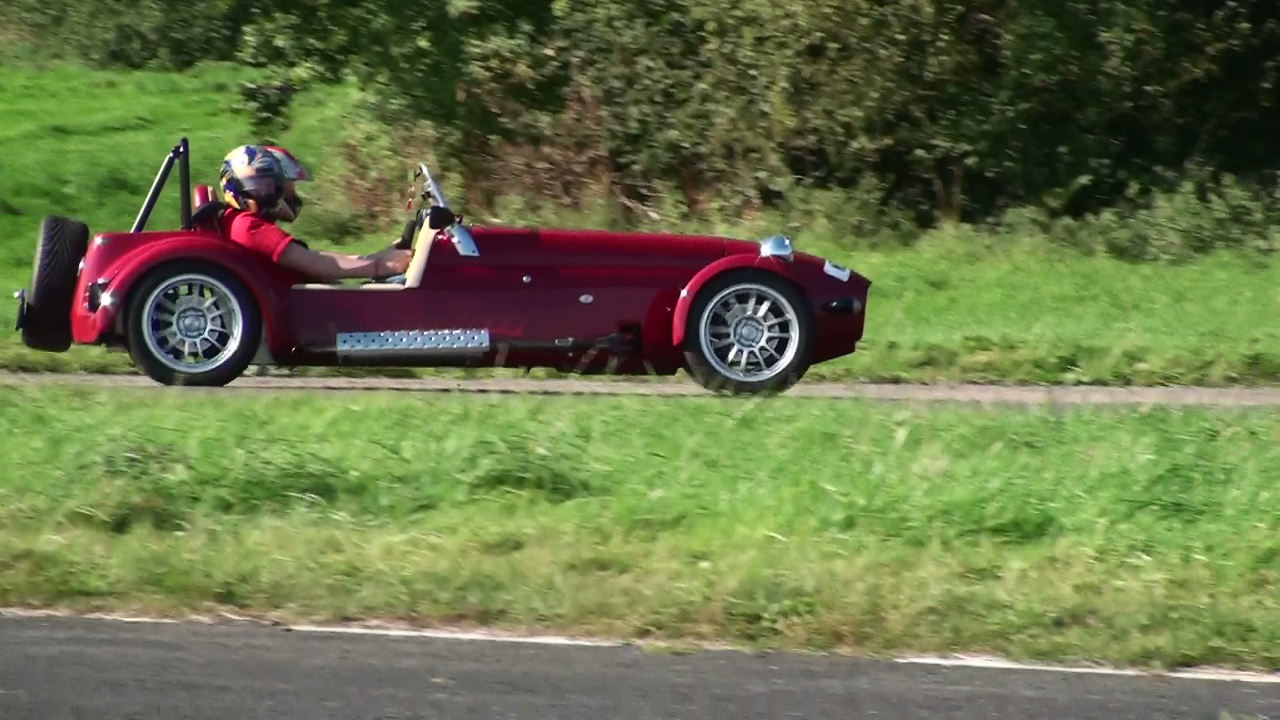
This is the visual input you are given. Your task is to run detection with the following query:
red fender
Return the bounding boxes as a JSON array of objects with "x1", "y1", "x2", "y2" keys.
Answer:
[
  {"x1": 72, "y1": 233, "x2": 301, "y2": 358},
  {"x1": 671, "y1": 254, "x2": 800, "y2": 347}
]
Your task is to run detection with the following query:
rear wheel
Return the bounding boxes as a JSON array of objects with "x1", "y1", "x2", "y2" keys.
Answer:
[
  {"x1": 683, "y1": 270, "x2": 813, "y2": 395},
  {"x1": 21, "y1": 215, "x2": 90, "y2": 352},
  {"x1": 126, "y1": 262, "x2": 261, "y2": 386}
]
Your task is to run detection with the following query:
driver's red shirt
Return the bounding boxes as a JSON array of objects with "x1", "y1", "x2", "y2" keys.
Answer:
[{"x1": 222, "y1": 208, "x2": 295, "y2": 262}]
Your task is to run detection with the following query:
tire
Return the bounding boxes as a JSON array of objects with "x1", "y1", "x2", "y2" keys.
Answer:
[
  {"x1": 682, "y1": 269, "x2": 813, "y2": 395},
  {"x1": 21, "y1": 215, "x2": 90, "y2": 352},
  {"x1": 125, "y1": 262, "x2": 261, "y2": 386}
]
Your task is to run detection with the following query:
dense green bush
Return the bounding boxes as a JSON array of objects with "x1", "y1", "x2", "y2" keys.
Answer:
[
  {"x1": 5, "y1": 0, "x2": 241, "y2": 69},
  {"x1": 1088, "y1": 176, "x2": 1280, "y2": 262},
  {"x1": 994, "y1": 170, "x2": 1280, "y2": 262},
  {"x1": 8, "y1": 0, "x2": 1280, "y2": 256}
]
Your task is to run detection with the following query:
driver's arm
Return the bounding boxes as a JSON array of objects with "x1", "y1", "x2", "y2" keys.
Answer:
[{"x1": 278, "y1": 242, "x2": 410, "y2": 281}]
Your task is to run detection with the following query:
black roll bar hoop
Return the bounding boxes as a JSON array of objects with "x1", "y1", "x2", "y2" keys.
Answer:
[{"x1": 131, "y1": 137, "x2": 192, "y2": 233}]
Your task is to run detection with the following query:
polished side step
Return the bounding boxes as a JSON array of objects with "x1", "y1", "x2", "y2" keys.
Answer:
[{"x1": 336, "y1": 329, "x2": 491, "y2": 356}]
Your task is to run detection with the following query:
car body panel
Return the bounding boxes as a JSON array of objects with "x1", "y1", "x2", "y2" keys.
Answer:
[{"x1": 279, "y1": 226, "x2": 735, "y2": 372}]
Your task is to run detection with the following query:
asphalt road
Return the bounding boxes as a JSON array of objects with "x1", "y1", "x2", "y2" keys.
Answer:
[
  {"x1": 6, "y1": 371, "x2": 1280, "y2": 405},
  {"x1": 0, "y1": 616, "x2": 1276, "y2": 720}
]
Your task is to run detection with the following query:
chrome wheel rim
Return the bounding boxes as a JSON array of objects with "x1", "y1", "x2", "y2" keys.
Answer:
[
  {"x1": 698, "y1": 282, "x2": 800, "y2": 383},
  {"x1": 141, "y1": 274, "x2": 243, "y2": 374}
]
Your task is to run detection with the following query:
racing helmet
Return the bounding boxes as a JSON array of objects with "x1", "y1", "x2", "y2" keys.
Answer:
[
  {"x1": 219, "y1": 144, "x2": 311, "y2": 220},
  {"x1": 264, "y1": 145, "x2": 311, "y2": 221}
]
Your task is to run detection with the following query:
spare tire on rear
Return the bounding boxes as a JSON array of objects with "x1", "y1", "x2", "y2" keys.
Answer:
[{"x1": 21, "y1": 215, "x2": 90, "y2": 352}]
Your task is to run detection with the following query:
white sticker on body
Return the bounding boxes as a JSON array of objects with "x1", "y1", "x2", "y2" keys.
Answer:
[{"x1": 823, "y1": 260, "x2": 852, "y2": 282}]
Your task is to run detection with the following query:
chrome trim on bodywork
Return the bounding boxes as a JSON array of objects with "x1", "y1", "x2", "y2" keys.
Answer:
[
  {"x1": 336, "y1": 329, "x2": 491, "y2": 354},
  {"x1": 759, "y1": 234, "x2": 794, "y2": 262}
]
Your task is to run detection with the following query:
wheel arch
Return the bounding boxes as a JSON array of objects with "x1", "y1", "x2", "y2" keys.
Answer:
[
  {"x1": 122, "y1": 259, "x2": 266, "y2": 386},
  {"x1": 102, "y1": 245, "x2": 290, "y2": 357},
  {"x1": 671, "y1": 255, "x2": 806, "y2": 347}
]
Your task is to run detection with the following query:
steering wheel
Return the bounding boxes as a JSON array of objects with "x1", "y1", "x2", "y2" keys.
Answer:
[{"x1": 394, "y1": 205, "x2": 453, "y2": 251}]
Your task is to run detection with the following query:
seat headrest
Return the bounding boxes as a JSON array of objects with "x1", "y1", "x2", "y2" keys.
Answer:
[
  {"x1": 191, "y1": 200, "x2": 226, "y2": 226},
  {"x1": 193, "y1": 184, "x2": 217, "y2": 208}
]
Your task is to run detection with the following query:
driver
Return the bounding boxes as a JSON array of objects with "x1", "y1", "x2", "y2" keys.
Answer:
[{"x1": 218, "y1": 144, "x2": 414, "y2": 281}]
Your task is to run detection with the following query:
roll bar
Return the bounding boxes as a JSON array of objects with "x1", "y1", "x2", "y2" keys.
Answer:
[{"x1": 132, "y1": 137, "x2": 193, "y2": 233}]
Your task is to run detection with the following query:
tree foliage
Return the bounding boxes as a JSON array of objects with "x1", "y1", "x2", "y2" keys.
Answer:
[{"x1": 10, "y1": 0, "x2": 1280, "y2": 228}]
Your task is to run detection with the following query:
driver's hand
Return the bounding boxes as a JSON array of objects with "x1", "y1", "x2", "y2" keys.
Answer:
[{"x1": 376, "y1": 249, "x2": 413, "y2": 277}]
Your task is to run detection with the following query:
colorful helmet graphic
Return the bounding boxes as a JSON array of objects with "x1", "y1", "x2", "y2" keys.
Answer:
[
  {"x1": 264, "y1": 145, "x2": 311, "y2": 183},
  {"x1": 218, "y1": 144, "x2": 311, "y2": 219}
]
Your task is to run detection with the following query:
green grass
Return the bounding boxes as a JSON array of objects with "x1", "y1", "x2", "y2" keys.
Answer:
[
  {"x1": 2, "y1": 60, "x2": 1279, "y2": 385},
  {"x1": 817, "y1": 237, "x2": 1280, "y2": 386},
  {"x1": 2, "y1": 384, "x2": 1278, "y2": 670}
]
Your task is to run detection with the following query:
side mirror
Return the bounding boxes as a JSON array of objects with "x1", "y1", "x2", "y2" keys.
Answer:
[{"x1": 427, "y1": 205, "x2": 456, "y2": 230}]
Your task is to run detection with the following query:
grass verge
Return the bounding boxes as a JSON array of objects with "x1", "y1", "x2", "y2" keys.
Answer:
[{"x1": 1, "y1": 385, "x2": 1278, "y2": 671}]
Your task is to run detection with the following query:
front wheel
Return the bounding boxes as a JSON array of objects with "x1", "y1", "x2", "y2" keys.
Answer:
[
  {"x1": 126, "y1": 262, "x2": 261, "y2": 386},
  {"x1": 683, "y1": 270, "x2": 813, "y2": 395}
]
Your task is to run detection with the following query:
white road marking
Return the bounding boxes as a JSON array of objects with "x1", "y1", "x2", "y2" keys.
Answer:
[
  {"x1": 894, "y1": 654, "x2": 1280, "y2": 684},
  {"x1": 285, "y1": 624, "x2": 618, "y2": 647},
  {"x1": 3, "y1": 608, "x2": 1278, "y2": 684}
]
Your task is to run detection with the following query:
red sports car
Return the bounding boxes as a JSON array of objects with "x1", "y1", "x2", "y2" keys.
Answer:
[{"x1": 15, "y1": 139, "x2": 870, "y2": 395}]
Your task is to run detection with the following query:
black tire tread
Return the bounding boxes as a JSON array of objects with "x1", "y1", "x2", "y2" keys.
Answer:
[{"x1": 21, "y1": 215, "x2": 90, "y2": 352}]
